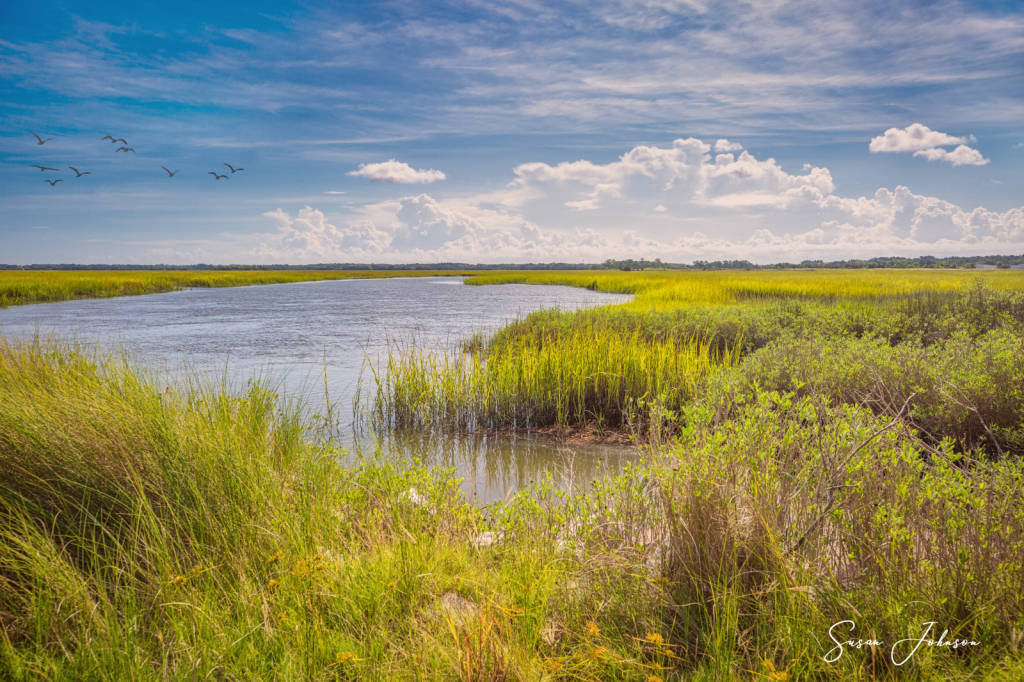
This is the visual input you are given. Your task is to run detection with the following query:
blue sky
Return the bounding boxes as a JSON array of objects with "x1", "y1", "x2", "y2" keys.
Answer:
[{"x1": 1, "y1": 0, "x2": 1022, "y2": 264}]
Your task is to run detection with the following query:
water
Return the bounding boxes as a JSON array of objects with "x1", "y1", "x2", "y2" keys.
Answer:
[{"x1": 0, "y1": 276, "x2": 636, "y2": 503}]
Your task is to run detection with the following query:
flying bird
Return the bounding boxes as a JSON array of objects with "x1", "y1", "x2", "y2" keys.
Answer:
[
  {"x1": 31, "y1": 132, "x2": 54, "y2": 145},
  {"x1": 44, "y1": 179, "x2": 62, "y2": 186},
  {"x1": 102, "y1": 135, "x2": 116, "y2": 142},
  {"x1": 114, "y1": 138, "x2": 127, "y2": 144},
  {"x1": 116, "y1": 147, "x2": 136, "y2": 153},
  {"x1": 30, "y1": 165, "x2": 59, "y2": 171},
  {"x1": 208, "y1": 172, "x2": 228, "y2": 180},
  {"x1": 223, "y1": 163, "x2": 244, "y2": 173},
  {"x1": 68, "y1": 166, "x2": 91, "y2": 177},
  {"x1": 161, "y1": 167, "x2": 180, "y2": 177}
]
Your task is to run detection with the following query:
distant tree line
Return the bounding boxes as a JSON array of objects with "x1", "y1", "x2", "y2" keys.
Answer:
[{"x1": 2, "y1": 254, "x2": 1023, "y2": 271}]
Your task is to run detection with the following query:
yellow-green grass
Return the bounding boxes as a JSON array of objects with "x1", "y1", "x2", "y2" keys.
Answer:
[
  {"x1": 465, "y1": 269, "x2": 1024, "y2": 310},
  {"x1": 371, "y1": 329, "x2": 740, "y2": 436},
  {"x1": 0, "y1": 270, "x2": 477, "y2": 308},
  {"x1": 2, "y1": 337, "x2": 1022, "y2": 680}
]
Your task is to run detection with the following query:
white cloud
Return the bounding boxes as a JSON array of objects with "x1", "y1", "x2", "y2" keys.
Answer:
[
  {"x1": 324, "y1": 190, "x2": 346, "y2": 194},
  {"x1": 347, "y1": 160, "x2": 446, "y2": 184},
  {"x1": 714, "y1": 139, "x2": 744, "y2": 153},
  {"x1": 913, "y1": 144, "x2": 990, "y2": 166},
  {"x1": 256, "y1": 206, "x2": 391, "y2": 260},
  {"x1": 653, "y1": 204, "x2": 667, "y2": 211},
  {"x1": 869, "y1": 124, "x2": 966, "y2": 153},
  {"x1": 868, "y1": 124, "x2": 989, "y2": 167}
]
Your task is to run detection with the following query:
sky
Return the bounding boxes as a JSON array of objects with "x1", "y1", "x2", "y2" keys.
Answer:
[{"x1": 1, "y1": 0, "x2": 1022, "y2": 265}]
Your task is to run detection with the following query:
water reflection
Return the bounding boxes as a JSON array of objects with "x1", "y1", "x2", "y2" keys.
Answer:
[{"x1": 351, "y1": 430, "x2": 638, "y2": 504}]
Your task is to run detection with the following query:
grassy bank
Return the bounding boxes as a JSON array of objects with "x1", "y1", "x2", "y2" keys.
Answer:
[
  {"x1": 0, "y1": 270, "x2": 475, "y2": 308},
  {"x1": 464, "y1": 269, "x2": 1024, "y2": 310},
  {"x1": 370, "y1": 271, "x2": 1024, "y2": 440},
  {"x1": 2, "y1": 337, "x2": 1023, "y2": 680}
]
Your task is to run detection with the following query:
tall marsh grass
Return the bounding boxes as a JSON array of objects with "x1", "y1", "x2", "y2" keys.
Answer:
[{"x1": 370, "y1": 328, "x2": 739, "y2": 436}]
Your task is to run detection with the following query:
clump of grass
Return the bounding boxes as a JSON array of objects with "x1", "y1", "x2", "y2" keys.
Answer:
[{"x1": 370, "y1": 328, "x2": 739, "y2": 437}]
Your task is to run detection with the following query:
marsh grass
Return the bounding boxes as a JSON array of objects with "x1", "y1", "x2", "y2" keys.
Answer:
[
  {"x1": 370, "y1": 328, "x2": 740, "y2": 437},
  {"x1": 1, "y1": 338, "x2": 1023, "y2": 679},
  {"x1": 0, "y1": 270, "x2": 474, "y2": 308}
]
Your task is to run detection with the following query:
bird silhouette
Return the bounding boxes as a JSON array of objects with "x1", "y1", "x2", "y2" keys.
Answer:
[
  {"x1": 161, "y1": 167, "x2": 180, "y2": 177},
  {"x1": 208, "y1": 172, "x2": 228, "y2": 180},
  {"x1": 116, "y1": 147, "x2": 136, "y2": 153},
  {"x1": 68, "y1": 166, "x2": 91, "y2": 177},
  {"x1": 45, "y1": 179, "x2": 62, "y2": 186},
  {"x1": 30, "y1": 165, "x2": 59, "y2": 171},
  {"x1": 102, "y1": 135, "x2": 116, "y2": 142},
  {"x1": 31, "y1": 132, "x2": 54, "y2": 145},
  {"x1": 113, "y1": 138, "x2": 127, "y2": 144},
  {"x1": 224, "y1": 163, "x2": 244, "y2": 173}
]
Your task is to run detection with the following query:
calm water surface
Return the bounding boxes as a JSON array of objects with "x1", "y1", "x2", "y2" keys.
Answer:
[{"x1": 0, "y1": 277, "x2": 635, "y2": 502}]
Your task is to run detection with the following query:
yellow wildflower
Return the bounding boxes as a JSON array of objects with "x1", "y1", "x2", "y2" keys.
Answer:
[
  {"x1": 336, "y1": 652, "x2": 356, "y2": 663},
  {"x1": 314, "y1": 562, "x2": 326, "y2": 571},
  {"x1": 646, "y1": 632, "x2": 664, "y2": 645},
  {"x1": 170, "y1": 574, "x2": 185, "y2": 585},
  {"x1": 587, "y1": 646, "x2": 607, "y2": 660},
  {"x1": 586, "y1": 620, "x2": 600, "y2": 638},
  {"x1": 268, "y1": 551, "x2": 282, "y2": 563},
  {"x1": 768, "y1": 673, "x2": 790, "y2": 682},
  {"x1": 647, "y1": 676, "x2": 663, "y2": 682},
  {"x1": 267, "y1": 579, "x2": 279, "y2": 590}
]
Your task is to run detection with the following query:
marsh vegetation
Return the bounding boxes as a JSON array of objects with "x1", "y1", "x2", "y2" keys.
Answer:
[
  {"x1": 2, "y1": 269, "x2": 1024, "y2": 680},
  {"x1": 0, "y1": 270, "x2": 474, "y2": 308}
]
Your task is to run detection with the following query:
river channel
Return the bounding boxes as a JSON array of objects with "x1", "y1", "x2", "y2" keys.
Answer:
[{"x1": 0, "y1": 276, "x2": 636, "y2": 502}]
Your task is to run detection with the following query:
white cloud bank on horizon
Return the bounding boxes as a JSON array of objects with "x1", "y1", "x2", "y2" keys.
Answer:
[
  {"x1": 234, "y1": 137, "x2": 1023, "y2": 265},
  {"x1": 869, "y1": 124, "x2": 989, "y2": 166},
  {"x1": 347, "y1": 159, "x2": 446, "y2": 184}
]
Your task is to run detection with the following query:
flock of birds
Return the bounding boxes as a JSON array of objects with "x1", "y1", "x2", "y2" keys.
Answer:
[{"x1": 27, "y1": 132, "x2": 245, "y2": 185}]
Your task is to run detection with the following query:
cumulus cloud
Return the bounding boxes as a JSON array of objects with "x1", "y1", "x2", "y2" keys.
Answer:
[
  {"x1": 234, "y1": 138, "x2": 1022, "y2": 265},
  {"x1": 347, "y1": 159, "x2": 446, "y2": 184},
  {"x1": 509, "y1": 138, "x2": 833, "y2": 215},
  {"x1": 913, "y1": 145, "x2": 990, "y2": 166},
  {"x1": 256, "y1": 206, "x2": 390, "y2": 260},
  {"x1": 868, "y1": 123, "x2": 989, "y2": 166},
  {"x1": 869, "y1": 124, "x2": 967, "y2": 152},
  {"x1": 714, "y1": 139, "x2": 744, "y2": 153}
]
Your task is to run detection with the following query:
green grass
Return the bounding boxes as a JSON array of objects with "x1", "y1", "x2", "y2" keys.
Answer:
[
  {"x1": 0, "y1": 270, "x2": 477, "y2": 308},
  {"x1": 2, "y1": 336, "x2": 1023, "y2": 679}
]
